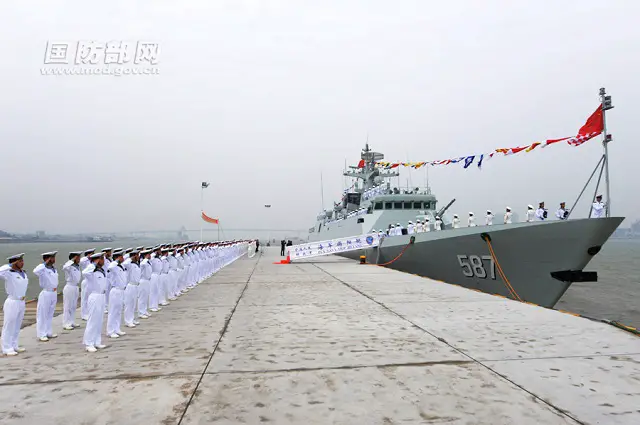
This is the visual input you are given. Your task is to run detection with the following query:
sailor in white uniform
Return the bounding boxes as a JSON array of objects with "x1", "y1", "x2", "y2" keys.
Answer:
[
  {"x1": 535, "y1": 202, "x2": 548, "y2": 221},
  {"x1": 138, "y1": 250, "x2": 152, "y2": 318},
  {"x1": 485, "y1": 210, "x2": 494, "y2": 226},
  {"x1": 504, "y1": 207, "x2": 512, "y2": 224},
  {"x1": 123, "y1": 250, "x2": 141, "y2": 328},
  {"x1": 468, "y1": 212, "x2": 476, "y2": 227},
  {"x1": 106, "y1": 251, "x2": 127, "y2": 337},
  {"x1": 591, "y1": 195, "x2": 606, "y2": 218},
  {"x1": 168, "y1": 250, "x2": 179, "y2": 301},
  {"x1": 415, "y1": 220, "x2": 423, "y2": 233},
  {"x1": 1, "y1": 254, "x2": 28, "y2": 355},
  {"x1": 396, "y1": 223, "x2": 403, "y2": 236},
  {"x1": 407, "y1": 221, "x2": 415, "y2": 234},
  {"x1": 62, "y1": 251, "x2": 82, "y2": 330},
  {"x1": 556, "y1": 202, "x2": 569, "y2": 220},
  {"x1": 34, "y1": 251, "x2": 59, "y2": 342},
  {"x1": 79, "y1": 248, "x2": 95, "y2": 320},
  {"x1": 452, "y1": 214, "x2": 460, "y2": 229},
  {"x1": 435, "y1": 216, "x2": 443, "y2": 231},
  {"x1": 424, "y1": 217, "x2": 431, "y2": 232},
  {"x1": 159, "y1": 248, "x2": 171, "y2": 306},
  {"x1": 82, "y1": 252, "x2": 108, "y2": 352},
  {"x1": 149, "y1": 247, "x2": 163, "y2": 312},
  {"x1": 102, "y1": 248, "x2": 113, "y2": 313},
  {"x1": 526, "y1": 205, "x2": 535, "y2": 222},
  {"x1": 387, "y1": 225, "x2": 394, "y2": 236}
]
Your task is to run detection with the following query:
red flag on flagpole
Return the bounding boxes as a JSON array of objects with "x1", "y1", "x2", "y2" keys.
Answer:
[
  {"x1": 568, "y1": 106, "x2": 604, "y2": 146},
  {"x1": 357, "y1": 159, "x2": 365, "y2": 168},
  {"x1": 201, "y1": 211, "x2": 219, "y2": 224}
]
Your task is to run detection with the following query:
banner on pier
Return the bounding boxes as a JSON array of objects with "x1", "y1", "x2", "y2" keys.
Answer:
[{"x1": 288, "y1": 233, "x2": 381, "y2": 261}]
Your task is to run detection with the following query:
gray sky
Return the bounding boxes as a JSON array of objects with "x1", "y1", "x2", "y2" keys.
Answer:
[{"x1": 1, "y1": 0, "x2": 638, "y2": 235}]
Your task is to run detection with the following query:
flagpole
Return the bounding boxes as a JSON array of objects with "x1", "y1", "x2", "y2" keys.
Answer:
[
  {"x1": 200, "y1": 185, "x2": 204, "y2": 241},
  {"x1": 599, "y1": 87, "x2": 613, "y2": 217}
]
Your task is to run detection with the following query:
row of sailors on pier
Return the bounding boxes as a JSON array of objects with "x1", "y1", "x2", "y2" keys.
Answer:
[
  {"x1": 375, "y1": 196, "x2": 608, "y2": 236},
  {"x1": 0, "y1": 241, "x2": 249, "y2": 356}
]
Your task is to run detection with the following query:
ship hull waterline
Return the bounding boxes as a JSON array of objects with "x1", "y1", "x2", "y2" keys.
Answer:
[{"x1": 336, "y1": 217, "x2": 624, "y2": 308}]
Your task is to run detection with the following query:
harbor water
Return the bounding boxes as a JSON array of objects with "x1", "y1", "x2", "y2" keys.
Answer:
[{"x1": 0, "y1": 239, "x2": 638, "y2": 328}]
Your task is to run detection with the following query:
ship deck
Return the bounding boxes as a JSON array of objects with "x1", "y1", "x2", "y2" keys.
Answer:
[{"x1": 1, "y1": 248, "x2": 639, "y2": 424}]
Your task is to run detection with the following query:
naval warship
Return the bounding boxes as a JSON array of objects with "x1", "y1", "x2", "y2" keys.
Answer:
[{"x1": 308, "y1": 144, "x2": 623, "y2": 308}]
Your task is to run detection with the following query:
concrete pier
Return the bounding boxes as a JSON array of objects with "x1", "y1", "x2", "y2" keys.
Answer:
[{"x1": 1, "y1": 248, "x2": 639, "y2": 424}]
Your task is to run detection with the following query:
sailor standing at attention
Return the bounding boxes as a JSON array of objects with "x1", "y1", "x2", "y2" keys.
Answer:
[
  {"x1": 159, "y1": 248, "x2": 171, "y2": 306},
  {"x1": 123, "y1": 250, "x2": 141, "y2": 328},
  {"x1": 79, "y1": 248, "x2": 95, "y2": 320},
  {"x1": 424, "y1": 217, "x2": 431, "y2": 232},
  {"x1": 407, "y1": 221, "x2": 414, "y2": 234},
  {"x1": 82, "y1": 252, "x2": 108, "y2": 352},
  {"x1": 106, "y1": 251, "x2": 127, "y2": 337},
  {"x1": 556, "y1": 202, "x2": 569, "y2": 220},
  {"x1": 591, "y1": 195, "x2": 606, "y2": 218},
  {"x1": 504, "y1": 207, "x2": 512, "y2": 224},
  {"x1": 1, "y1": 254, "x2": 28, "y2": 356},
  {"x1": 34, "y1": 251, "x2": 59, "y2": 342},
  {"x1": 452, "y1": 214, "x2": 460, "y2": 229},
  {"x1": 526, "y1": 205, "x2": 535, "y2": 222},
  {"x1": 485, "y1": 210, "x2": 494, "y2": 226},
  {"x1": 138, "y1": 250, "x2": 152, "y2": 318},
  {"x1": 102, "y1": 248, "x2": 113, "y2": 314},
  {"x1": 435, "y1": 216, "x2": 443, "y2": 231},
  {"x1": 62, "y1": 251, "x2": 82, "y2": 330},
  {"x1": 535, "y1": 202, "x2": 548, "y2": 221},
  {"x1": 168, "y1": 250, "x2": 179, "y2": 301},
  {"x1": 468, "y1": 212, "x2": 476, "y2": 227},
  {"x1": 149, "y1": 247, "x2": 163, "y2": 312}
]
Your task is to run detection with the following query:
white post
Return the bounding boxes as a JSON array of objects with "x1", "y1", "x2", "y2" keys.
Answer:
[
  {"x1": 599, "y1": 87, "x2": 612, "y2": 217},
  {"x1": 200, "y1": 186, "x2": 204, "y2": 241}
]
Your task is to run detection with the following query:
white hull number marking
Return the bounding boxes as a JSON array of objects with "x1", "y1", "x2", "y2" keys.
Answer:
[{"x1": 457, "y1": 255, "x2": 496, "y2": 280}]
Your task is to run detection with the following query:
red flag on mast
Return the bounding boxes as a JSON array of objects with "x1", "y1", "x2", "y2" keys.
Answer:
[
  {"x1": 568, "y1": 106, "x2": 604, "y2": 146},
  {"x1": 357, "y1": 159, "x2": 365, "y2": 168},
  {"x1": 201, "y1": 211, "x2": 219, "y2": 224}
]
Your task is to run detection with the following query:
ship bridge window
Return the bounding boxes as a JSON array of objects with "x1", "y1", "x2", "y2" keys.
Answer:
[
  {"x1": 413, "y1": 201, "x2": 422, "y2": 209},
  {"x1": 424, "y1": 201, "x2": 432, "y2": 209},
  {"x1": 393, "y1": 202, "x2": 402, "y2": 209},
  {"x1": 385, "y1": 202, "x2": 392, "y2": 209},
  {"x1": 374, "y1": 202, "x2": 383, "y2": 210},
  {"x1": 403, "y1": 201, "x2": 412, "y2": 209}
]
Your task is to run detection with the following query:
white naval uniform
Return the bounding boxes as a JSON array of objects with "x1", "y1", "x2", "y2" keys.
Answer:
[
  {"x1": 535, "y1": 208, "x2": 547, "y2": 221},
  {"x1": 468, "y1": 216, "x2": 476, "y2": 227},
  {"x1": 504, "y1": 212, "x2": 512, "y2": 224},
  {"x1": 556, "y1": 208, "x2": 568, "y2": 220},
  {"x1": 435, "y1": 219, "x2": 442, "y2": 231},
  {"x1": 591, "y1": 201, "x2": 606, "y2": 218},
  {"x1": 103, "y1": 256, "x2": 112, "y2": 312},
  {"x1": 1, "y1": 265, "x2": 28, "y2": 354},
  {"x1": 407, "y1": 224, "x2": 415, "y2": 234},
  {"x1": 424, "y1": 220, "x2": 431, "y2": 232},
  {"x1": 149, "y1": 256, "x2": 162, "y2": 310},
  {"x1": 138, "y1": 259, "x2": 151, "y2": 316},
  {"x1": 526, "y1": 209, "x2": 535, "y2": 222},
  {"x1": 168, "y1": 255, "x2": 179, "y2": 298},
  {"x1": 34, "y1": 263, "x2": 58, "y2": 339},
  {"x1": 82, "y1": 264, "x2": 107, "y2": 348},
  {"x1": 452, "y1": 217, "x2": 460, "y2": 229},
  {"x1": 485, "y1": 214, "x2": 494, "y2": 226},
  {"x1": 79, "y1": 256, "x2": 91, "y2": 320},
  {"x1": 106, "y1": 261, "x2": 127, "y2": 335},
  {"x1": 123, "y1": 259, "x2": 141, "y2": 326},
  {"x1": 62, "y1": 260, "x2": 81, "y2": 328},
  {"x1": 161, "y1": 255, "x2": 171, "y2": 303}
]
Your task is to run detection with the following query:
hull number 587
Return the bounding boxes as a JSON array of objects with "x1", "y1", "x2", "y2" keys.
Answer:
[{"x1": 457, "y1": 255, "x2": 496, "y2": 280}]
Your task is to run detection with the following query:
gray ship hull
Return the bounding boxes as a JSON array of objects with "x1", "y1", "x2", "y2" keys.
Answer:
[{"x1": 339, "y1": 217, "x2": 624, "y2": 308}]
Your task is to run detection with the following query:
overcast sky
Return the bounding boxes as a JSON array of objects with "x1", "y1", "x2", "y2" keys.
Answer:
[{"x1": 1, "y1": 0, "x2": 638, "y2": 235}]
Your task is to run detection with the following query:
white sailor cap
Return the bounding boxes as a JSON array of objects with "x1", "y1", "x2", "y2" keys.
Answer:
[
  {"x1": 42, "y1": 251, "x2": 58, "y2": 257},
  {"x1": 114, "y1": 247, "x2": 124, "y2": 252},
  {"x1": 7, "y1": 253, "x2": 25, "y2": 262},
  {"x1": 90, "y1": 252, "x2": 104, "y2": 260},
  {"x1": 396, "y1": 223, "x2": 400, "y2": 225},
  {"x1": 69, "y1": 251, "x2": 82, "y2": 256},
  {"x1": 84, "y1": 248, "x2": 96, "y2": 254},
  {"x1": 436, "y1": 216, "x2": 441, "y2": 220},
  {"x1": 506, "y1": 206, "x2": 511, "y2": 211},
  {"x1": 140, "y1": 250, "x2": 152, "y2": 255},
  {"x1": 486, "y1": 210, "x2": 492, "y2": 214},
  {"x1": 469, "y1": 212, "x2": 474, "y2": 215},
  {"x1": 101, "y1": 248, "x2": 113, "y2": 252},
  {"x1": 527, "y1": 205, "x2": 533, "y2": 209},
  {"x1": 136, "y1": 246, "x2": 144, "y2": 250},
  {"x1": 129, "y1": 250, "x2": 140, "y2": 256},
  {"x1": 425, "y1": 217, "x2": 430, "y2": 221},
  {"x1": 453, "y1": 214, "x2": 458, "y2": 218},
  {"x1": 112, "y1": 250, "x2": 124, "y2": 257},
  {"x1": 408, "y1": 221, "x2": 413, "y2": 224}
]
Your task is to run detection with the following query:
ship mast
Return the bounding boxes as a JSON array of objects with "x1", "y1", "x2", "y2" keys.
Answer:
[{"x1": 343, "y1": 143, "x2": 399, "y2": 191}]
